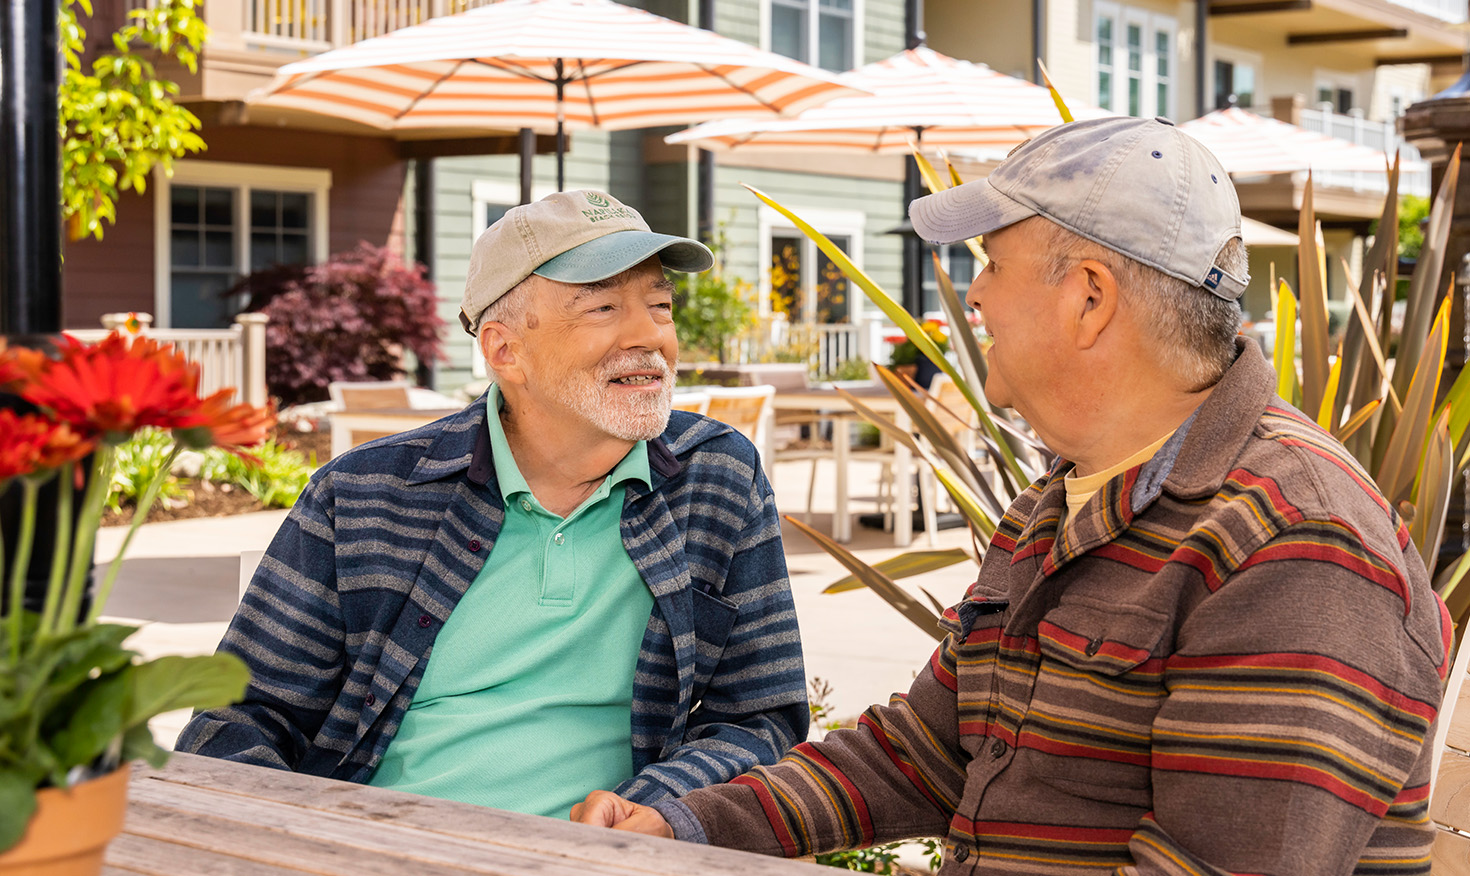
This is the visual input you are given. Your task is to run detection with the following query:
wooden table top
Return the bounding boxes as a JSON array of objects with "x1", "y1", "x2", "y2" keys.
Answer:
[{"x1": 104, "y1": 753, "x2": 831, "y2": 875}]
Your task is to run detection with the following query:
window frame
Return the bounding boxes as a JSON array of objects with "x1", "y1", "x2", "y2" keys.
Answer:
[
  {"x1": 757, "y1": 204, "x2": 866, "y2": 325},
  {"x1": 153, "y1": 160, "x2": 330, "y2": 328},
  {"x1": 1092, "y1": 2, "x2": 1176, "y2": 120},
  {"x1": 1313, "y1": 69, "x2": 1360, "y2": 114},
  {"x1": 1211, "y1": 45, "x2": 1261, "y2": 111},
  {"x1": 760, "y1": 0, "x2": 864, "y2": 73},
  {"x1": 468, "y1": 180, "x2": 556, "y2": 378}
]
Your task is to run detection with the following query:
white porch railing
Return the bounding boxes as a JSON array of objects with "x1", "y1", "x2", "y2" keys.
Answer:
[
  {"x1": 66, "y1": 312, "x2": 270, "y2": 408},
  {"x1": 734, "y1": 314, "x2": 875, "y2": 376},
  {"x1": 239, "y1": 0, "x2": 499, "y2": 51}
]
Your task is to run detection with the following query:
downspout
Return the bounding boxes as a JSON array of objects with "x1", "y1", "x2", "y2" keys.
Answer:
[
  {"x1": 1195, "y1": 0, "x2": 1207, "y2": 118},
  {"x1": 1032, "y1": 0, "x2": 1045, "y2": 84},
  {"x1": 697, "y1": 0, "x2": 716, "y2": 243},
  {"x1": 902, "y1": 0, "x2": 925, "y2": 315}
]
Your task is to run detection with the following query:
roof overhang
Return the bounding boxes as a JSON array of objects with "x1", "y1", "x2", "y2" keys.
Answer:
[{"x1": 1209, "y1": 0, "x2": 1464, "y2": 67}]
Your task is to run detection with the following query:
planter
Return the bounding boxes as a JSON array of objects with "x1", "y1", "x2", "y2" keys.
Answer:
[
  {"x1": 0, "y1": 767, "x2": 129, "y2": 876},
  {"x1": 892, "y1": 363, "x2": 919, "y2": 382}
]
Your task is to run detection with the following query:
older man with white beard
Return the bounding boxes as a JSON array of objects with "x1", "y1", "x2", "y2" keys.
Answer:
[{"x1": 178, "y1": 190, "x2": 809, "y2": 821}]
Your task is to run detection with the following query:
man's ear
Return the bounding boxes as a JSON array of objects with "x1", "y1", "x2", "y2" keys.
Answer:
[
  {"x1": 1069, "y1": 259, "x2": 1119, "y2": 350},
  {"x1": 479, "y1": 322, "x2": 526, "y2": 386}
]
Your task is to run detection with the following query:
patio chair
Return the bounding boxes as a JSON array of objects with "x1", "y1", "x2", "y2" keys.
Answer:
[
  {"x1": 671, "y1": 391, "x2": 711, "y2": 415},
  {"x1": 327, "y1": 380, "x2": 414, "y2": 458},
  {"x1": 704, "y1": 385, "x2": 776, "y2": 467}
]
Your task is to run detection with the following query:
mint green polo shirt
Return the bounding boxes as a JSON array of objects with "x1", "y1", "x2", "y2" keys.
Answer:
[{"x1": 368, "y1": 384, "x2": 655, "y2": 818}]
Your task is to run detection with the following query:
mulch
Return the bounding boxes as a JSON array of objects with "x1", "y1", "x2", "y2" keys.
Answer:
[{"x1": 101, "y1": 424, "x2": 332, "y2": 527}]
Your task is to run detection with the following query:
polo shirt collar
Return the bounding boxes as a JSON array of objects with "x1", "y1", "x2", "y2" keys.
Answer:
[{"x1": 483, "y1": 383, "x2": 651, "y2": 503}]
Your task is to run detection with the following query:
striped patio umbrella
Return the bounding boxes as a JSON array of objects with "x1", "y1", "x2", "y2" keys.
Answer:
[
  {"x1": 249, "y1": 0, "x2": 860, "y2": 190},
  {"x1": 665, "y1": 47, "x2": 1110, "y2": 154},
  {"x1": 1177, "y1": 108, "x2": 1407, "y2": 175}
]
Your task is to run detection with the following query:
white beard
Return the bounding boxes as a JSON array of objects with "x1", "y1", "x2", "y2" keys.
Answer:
[{"x1": 543, "y1": 352, "x2": 676, "y2": 441}]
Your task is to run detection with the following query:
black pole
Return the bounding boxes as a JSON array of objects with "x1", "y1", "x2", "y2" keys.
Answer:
[
  {"x1": 1, "y1": 0, "x2": 62, "y2": 334},
  {"x1": 412, "y1": 157, "x2": 434, "y2": 388},
  {"x1": 518, "y1": 127, "x2": 535, "y2": 205},
  {"x1": 904, "y1": 0, "x2": 924, "y2": 49},
  {"x1": 903, "y1": 153, "x2": 925, "y2": 317},
  {"x1": 1194, "y1": 0, "x2": 1207, "y2": 118},
  {"x1": 555, "y1": 61, "x2": 566, "y2": 192},
  {"x1": 697, "y1": 0, "x2": 716, "y2": 243}
]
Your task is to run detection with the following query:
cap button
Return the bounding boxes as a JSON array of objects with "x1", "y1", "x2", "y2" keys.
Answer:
[{"x1": 1154, "y1": 116, "x2": 1175, "y2": 126}]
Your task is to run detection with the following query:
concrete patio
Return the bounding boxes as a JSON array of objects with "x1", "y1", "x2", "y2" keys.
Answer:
[{"x1": 97, "y1": 452, "x2": 978, "y2": 748}]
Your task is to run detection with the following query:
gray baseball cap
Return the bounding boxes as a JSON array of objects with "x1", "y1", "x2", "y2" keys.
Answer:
[
  {"x1": 460, "y1": 190, "x2": 714, "y2": 335},
  {"x1": 910, "y1": 116, "x2": 1249, "y2": 301}
]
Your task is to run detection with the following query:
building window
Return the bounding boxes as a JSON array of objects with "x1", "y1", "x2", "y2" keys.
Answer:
[
  {"x1": 158, "y1": 162, "x2": 329, "y2": 329},
  {"x1": 1094, "y1": 3, "x2": 1174, "y2": 119},
  {"x1": 1213, "y1": 59, "x2": 1255, "y2": 109},
  {"x1": 921, "y1": 244, "x2": 977, "y2": 317},
  {"x1": 767, "y1": 0, "x2": 856, "y2": 72},
  {"x1": 1315, "y1": 83, "x2": 1355, "y2": 114},
  {"x1": 760, "y1": 206, "x2": 865, "y2": 326}
]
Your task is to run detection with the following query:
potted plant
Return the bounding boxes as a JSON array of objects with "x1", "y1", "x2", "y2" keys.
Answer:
[
  {"x1": 0, "y1": 327, "x2": 260, "y2": 873},
  {"x1": 889, "y1": 319, "x2": 949, "y2": 389}
]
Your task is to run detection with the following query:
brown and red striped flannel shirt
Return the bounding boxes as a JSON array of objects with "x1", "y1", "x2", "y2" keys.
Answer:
[{"x1": 666, "y1": 340, "x2": 1453, "y2": 875}]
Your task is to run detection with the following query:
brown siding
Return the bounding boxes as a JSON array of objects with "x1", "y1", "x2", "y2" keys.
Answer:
[{"x1": 59, "y1": 125, "x2": 408, "y2": 328}]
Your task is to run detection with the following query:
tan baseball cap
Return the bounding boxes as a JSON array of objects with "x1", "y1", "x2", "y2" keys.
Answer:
[
  {"x1": 910, "y1": 116, "x2": 1249, "y2": 300},
  {"x1": 459, "y1": 190, "x2": 714, "y2": 335}
]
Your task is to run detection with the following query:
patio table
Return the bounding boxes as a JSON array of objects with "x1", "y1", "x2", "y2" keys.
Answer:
[
  {"x1": 104, "y1": 752, "x2": 830, "y2": 875},
  {"x1": 771, "y1": 386, "x2": 915, "y2": 547}
]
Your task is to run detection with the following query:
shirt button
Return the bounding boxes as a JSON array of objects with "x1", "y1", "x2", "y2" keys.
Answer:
[
  {"x1": 554, "y1": 532, "x2": 565, "y2": 545},
  {"x1": 952, "y1": 843, "x2": 970, "y2": 864},
  {"x1": 990, "y1": 738, "x2": 1007, "y2": 758},
  {"x1": 1086, "y1": 637, "x2": 1103, "y2": 656},
  {"x1": 520, "y1": 499, "x2": 532, "y2": 511},
  {"x1": 365, "y1": 693, "x2": 376, "y2": 707},
  {"x1": 418, "y1": 614, "x2": 432, "y2": 628},
  {"x1": 468, "y1": 539, "x2": 481, "y2": 552}
]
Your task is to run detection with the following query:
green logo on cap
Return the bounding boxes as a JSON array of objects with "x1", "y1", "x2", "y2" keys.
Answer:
[{"x1": 585, "y1": 193, "x2": 611, "y2": 208}]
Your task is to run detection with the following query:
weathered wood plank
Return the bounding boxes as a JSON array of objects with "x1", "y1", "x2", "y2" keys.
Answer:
[
  {"x1": 122, "y1": 798, "x2": 505, "y2": 876},
  {"x1": 122, "y1": 754, "x2": 833, "y2": 875},
  {"x1": 107, "y1": 833, "x2": 307, "y2": 875},
  {"x1": 1448, "y1": 682, "x2": 1470, "y2": 754},
  {"x1": 1435, "y1": 749, "x2": 1470, "y2": 832},
  {"x1": 1433, "y1": 828, "x2": 1470, "y2": 876}
]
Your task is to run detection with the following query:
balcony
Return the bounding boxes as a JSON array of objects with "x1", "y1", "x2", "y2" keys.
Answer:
[{"x1": 1241, "y1": 103, "x2": 1431, "y2": 198}]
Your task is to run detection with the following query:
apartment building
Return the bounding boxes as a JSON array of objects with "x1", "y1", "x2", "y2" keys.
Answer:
[{"x1": 59, "y1": 0, "x2": 1469, "y2": 389}]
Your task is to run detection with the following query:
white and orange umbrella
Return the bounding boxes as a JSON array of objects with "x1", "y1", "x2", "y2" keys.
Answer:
[
  {"x1": 249, "y1": 0, "x2": 861, "y2": 190},
  {"x1": 665, "y1": 47, "x2": 1109, "y2": 154},
  {"x1": 1177, "y1": 108, "x2": 1411, "y2": 175}
]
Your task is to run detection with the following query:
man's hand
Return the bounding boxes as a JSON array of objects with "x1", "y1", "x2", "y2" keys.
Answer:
[{"x1": 570, "y1": 790, "x2": 674, "y2": 838}]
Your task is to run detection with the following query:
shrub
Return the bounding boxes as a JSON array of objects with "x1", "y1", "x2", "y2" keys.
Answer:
[
  {"x1": 228, "y1": 243, "x2": 444, "y2": 407},
  {"x1": 674, "y1": 226, "x2": 753, "y2": 363},
  {"x1": 200, "y1": 440, "x2": 312, "y2": 509},
  {"x1": 108, "y1": 428, "x2": 187, "y2": 513}
]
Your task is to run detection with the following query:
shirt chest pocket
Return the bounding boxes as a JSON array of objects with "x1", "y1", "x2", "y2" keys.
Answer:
[
  {"x1": 1021, "y1": 598, "x2": 1170, "y2": 791},
  {"x1": 690, "y1": 588, "x2": 738, "y2": 697}
]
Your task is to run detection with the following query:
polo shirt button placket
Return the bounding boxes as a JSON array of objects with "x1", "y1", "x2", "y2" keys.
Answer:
[
  {"x1": 554, "y1": 532, "x2": 565, "y2": 546},
  {"x1": 520, "y1": 499, "x2": 532, "y2": 511}
]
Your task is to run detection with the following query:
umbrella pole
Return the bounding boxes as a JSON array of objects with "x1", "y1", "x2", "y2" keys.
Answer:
[
  {"x1": 555, "y1": 60, "x2": 566, "y2": 192},
  {"x1": 519, "y1": 128, "x2": 534, "y2": 205}
]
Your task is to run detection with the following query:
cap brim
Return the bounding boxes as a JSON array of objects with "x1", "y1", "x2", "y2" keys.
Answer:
[
  {"x1": 909, "y1": 179, "x2": 1037, "y2": 245},
  {"x1": 533, "y1": 230, "x2": 714, "y2": 284}
]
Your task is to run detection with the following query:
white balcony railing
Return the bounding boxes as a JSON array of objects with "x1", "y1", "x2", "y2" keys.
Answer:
[
  {"x1": 1384, "y1": 0, "x2": 1468, "y2": 24},
  {"x1": 1298, "y1": 105, "x2": 1432, "y2": 198},
  {"x1": 241, "y1": 0, "x2": 499, "y2": 51}
]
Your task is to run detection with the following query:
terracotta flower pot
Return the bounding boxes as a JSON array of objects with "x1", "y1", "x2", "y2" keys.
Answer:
[{"x1": 0, "y1": 767, "x2": 129, "y2": 876}]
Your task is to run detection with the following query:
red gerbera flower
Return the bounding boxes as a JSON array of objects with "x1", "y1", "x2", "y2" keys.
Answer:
[
  {"x1": 20, "y1": 332, "x2": 207, "y2": 442},
  {"x1": 175, "y1": 391, "x2": 278, "y2": 463},
  {"x1": 0, "y1": 339, "x2": 45, "y2": 394},
  {"x1": 0, "y1": 410, "x2": 95, "y2": 482}
]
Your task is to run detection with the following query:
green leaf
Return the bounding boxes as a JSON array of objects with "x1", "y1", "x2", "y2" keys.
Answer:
[
  {"x1": 1375, "y1": 297, "x2": 1449, "y2": 504},
  {"x1": 824, "y1": 549, "x2": 972, "y2": 594},
  {"x1": 120, "y1": 722, "x2": 168, "y2": 769},
  {"x1": 0, "y1": 769, "x2": 37, "y2": 853},
  {"x1": 122, "y1": 654, "x2": 250, "y2": 730},
  {"x1": 45, "y1": 670, "x2": 129, "y2": 771},
  {"x1": 785, "y1": 516, "x2": 945, "y2": 641},
  {"x1": 1410, "y1": 407, "x2": 1454, "y2": 572}
]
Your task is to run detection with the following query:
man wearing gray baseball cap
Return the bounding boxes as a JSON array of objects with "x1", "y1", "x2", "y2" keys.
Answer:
[
  {"x1": 574, "y1": 119, "x2": 1449, "y2": 875},
  {"x1": 181, "y1": 190, "x2": 809, "y2": 822}
]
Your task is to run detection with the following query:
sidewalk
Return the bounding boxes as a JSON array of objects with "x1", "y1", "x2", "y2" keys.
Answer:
[{"x1": 97, "y1": 455, "x2": 976, "y2": 747}]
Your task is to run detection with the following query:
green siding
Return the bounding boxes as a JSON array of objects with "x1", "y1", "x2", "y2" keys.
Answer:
[
  {"x1": 863, "y1": 0, "x2": 906, "y2": 63},
  {"x1": 717, "y1": 0, "x2": 761, "y2": 47}
]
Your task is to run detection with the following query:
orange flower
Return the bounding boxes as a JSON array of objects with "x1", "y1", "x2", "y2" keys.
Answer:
[
  {"x1": 175, "y1": 391, "x2": 278, "y2": 462},
  {"x1": 0, "y1": 339, "x2": 45, "y2": 394},
  {"x1": 0, "y1": 410, "x2": 95, "y2": 481},
  {"x1": 19, "y1": 332, "x2": 206, "y2": 442}
]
